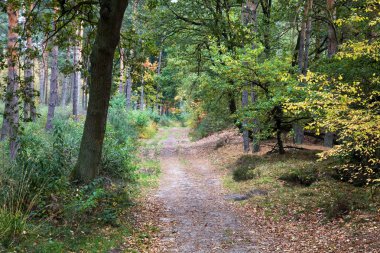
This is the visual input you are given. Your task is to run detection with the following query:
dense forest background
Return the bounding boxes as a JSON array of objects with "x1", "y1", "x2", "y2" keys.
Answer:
[{"x1": 0, "y1": 0, "x2": 379, "y2": 251}]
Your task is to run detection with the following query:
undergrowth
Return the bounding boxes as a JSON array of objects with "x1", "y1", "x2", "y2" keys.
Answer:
[
  {"x1": 224, "y1": 150, "x2": 380, "y2": 221},
  {"x1": 0, "y1": 94, "x2": 165, "y2": 251}
]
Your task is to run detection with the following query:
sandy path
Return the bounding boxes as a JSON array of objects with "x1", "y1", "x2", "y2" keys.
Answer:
[{"x1": 153, "y1": 128, "x2": 257, "y2": 253}]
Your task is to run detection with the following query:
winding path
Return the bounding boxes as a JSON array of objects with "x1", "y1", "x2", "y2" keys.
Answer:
[{"x1": 153, "y1": 128, "x2": 258, "y2": 253}]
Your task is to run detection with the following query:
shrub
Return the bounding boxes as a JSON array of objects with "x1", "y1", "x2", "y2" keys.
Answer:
[
  {"x1": 279, "y1": 166, "x2": 318, "y2": 186},
  {"x1": 233, "y1": 166, "x2": 259, "y2": 181}
]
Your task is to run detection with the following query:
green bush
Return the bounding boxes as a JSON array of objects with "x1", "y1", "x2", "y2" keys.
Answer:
[
  {"x1": 233, "y1": 166, "x2": 259, "y2": 181},
  {"x1": 279, "y1": 167, "x2": 318, "y2": 186}
]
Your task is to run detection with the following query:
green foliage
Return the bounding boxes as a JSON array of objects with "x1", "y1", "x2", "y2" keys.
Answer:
[
  {"x1": 233, "y1": 167, "x2": 259, "y2": 182},
  {"x1": 279, "y1": 167, "x2": 318, "y2": 186}
]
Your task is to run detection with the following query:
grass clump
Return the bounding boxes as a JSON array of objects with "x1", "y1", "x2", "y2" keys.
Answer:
[{"x1": 279, "y1": 166, "x2": 318, "y2": 186}]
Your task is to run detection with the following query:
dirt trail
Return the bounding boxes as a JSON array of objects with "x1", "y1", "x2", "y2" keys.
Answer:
[{"x1": 153, "y1": 128, "x2": 258, "y2": 253}]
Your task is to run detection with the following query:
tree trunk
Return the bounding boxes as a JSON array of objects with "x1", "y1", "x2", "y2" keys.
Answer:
[
  {"x1": 327, "y1": 0, "x2": 337, "y2": 58},
  {"x1": 61, "y1": 48, "x2": 70, "y2": 106},
  {"x1": 155, "y1": 50, "x2": 163, "y2": 111},
  {"x1": 43, "y1": 47, "x2": 49, "y2": 105},
  {"x1": 45, "y1": 46, "x2": 59, "y2": 131},
  {"x1": 242, "y1": 90, "x2": 250, "y2": 153},
  {"x1": 125, "y1": 66, "x2": 133, "y2": 110},
  {"x1": 38, "y1": 58, "x2": 45, "y2": 104},
  {"x1": 73, "y1": 0, "x2": 129, "y2": 183},
  {"x1": 274, "y1": 106, "x2": 285, "y2": 154},
  {"x1": 73, "y1": 45, "x2": 79, "y2": 119},
  {"x1": 119, "y1": 48, "x2": 124, "y2": 93},
  {"x1": 73, "y1": 26, "x2": 82, "y2": 120},
  {"x1": 260, "y1": 0, "x2": 271, "y2": 57},
  {"x1": 303, "y1": 0, "x2": 313, "y2": 74},
  {"x1": 294, "y1": 0, "x2": 312, "y2": 144},
  {"x1": 140, "y1": 76, "x2": 145, "y2": 111},
  {"x1": 1, "y1": 5, "x2": 19, "y2": 159},
  {"x1": 243, "y1": 0, "x2": 260, "y2": 153},
  {"x1": 324, "y1": 0, "x2": 337, "y2": 147},
  {"x1": 24, "y1": 34, "x2": 35, "y2": 121}
]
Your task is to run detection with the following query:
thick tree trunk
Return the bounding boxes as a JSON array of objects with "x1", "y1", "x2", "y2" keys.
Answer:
[
  {"x1": 45, "y1": 46, "x2": 59, "y2": 131},
  {"x1": 125, "y1": 66, "x2": 133, "y2": 110},
  {"x1": 1, "y1": 5, "x2": 19, "y2": 159},
  {"x1": 73, "y1": 0, "x2": 128, "y2": 183}
]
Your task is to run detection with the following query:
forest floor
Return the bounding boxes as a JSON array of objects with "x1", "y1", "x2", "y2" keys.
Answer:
[{"x1": 123, "y1": 127, "x2": 380, "y2": 253}]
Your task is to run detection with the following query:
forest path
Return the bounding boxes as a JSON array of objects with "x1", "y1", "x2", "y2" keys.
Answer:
[{"x1": 151, "y1": 127, "x2": 258, "y2": 253}]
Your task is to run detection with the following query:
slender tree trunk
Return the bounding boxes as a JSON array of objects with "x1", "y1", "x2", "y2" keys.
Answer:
[
  {"x1": 45, "y1": 46, "x2": 59, "y2": 130},
  {"x1": 244, "y1": 0, "x2": 260, "y2": 153},
  {"x1": 125, "y1": 66, "x2": 133, "y2": 110},
  {"x1": 260, "y1": 0, "x2": 271, "y2": 57},
  {"x1": 43, "y1": 47, "x2": 49, "y2": 105},
  {"x1": 1, "y1": 5, "x2": 19, "y2": 159},
  {"x1": 242, "y1": 90, "x2": 250, "y2": 153},
  {"x1": 24, "y1": 36, "x2": 34, "y2": 121},
  {"x1": 119, "y1": 48, "x2": 124, "y2": 93},
  {"x1": 38, "y1": 58, "x2": 45, "y2": 104},
  {"x1": 324, "y1": 0, "x2": 337, "y2": 147},
  {"x1": 155, "y1": 50, "x2": 163, "y2": 111},
  {"x1": 303, "y1": 0, "x2": 313, "y2": 73},
  {"x1": 73, "y1": 45, "x2": 79, "y2": 119},
  {"x1": 73, "y1": 26, "x2": 82, "y2": 119},
  {"x1": 140, "y1": 75, "x2": 145, "y2": 111},
  {"x1": 274, "y1": 106, "x2": 285, "y2": 154},
  {"x1": 73, "y1": 0, "x2": 129, "y2": 183},
  {"x1": 61, "y1": 48, "x2": 70, "y2": 106},
  {"x1": 294, "y1": 0, "x2": 312, "y2": 144}
]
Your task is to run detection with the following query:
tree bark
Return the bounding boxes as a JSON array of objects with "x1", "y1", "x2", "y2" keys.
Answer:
[
  {"x1": 38, "y1": 58, "x2": 45, "y2": 104},
  {"x1": 327, "y1": 0, "x2": 337, "y2": 58},
  {"x1": 140, "y1": 75, "x2": 145, "y2": 111},
  {"x1": 45, "y1": 46, "x2": 59, "y2": 130},
  {"x1": 43, "y1": 46, "x2": 49, "y2": 105},
  {"x1": 61, "y1": 47, "x2": 70, "y2": 107},
  {"x1": 303, "y1": 0, "x2": 313, "y2": 73},
  {"x1": 1, "y1": 5, "x2": 19, "y2": 159},
  {"x1": 324, "y1": 0, "x2": 337, "y2": 147},
  {"x1": 73, "y1": 25, "x2": 83, "y2": 120},
  {"x1": 119, "y1": 48, "x2": 124, "y2": 93},
  {"x1": 242, "y1": 90, "x2": 250, "y2": 153},
  {"x1": 73, "y1": 0, "x2": 129, "y2": 183},
  {"x1": 125, "y1": 66, "x2": 133, "y2": 110},
  {"x1": 24, "y1": 33, "x2": 35, "y2": 121}
]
